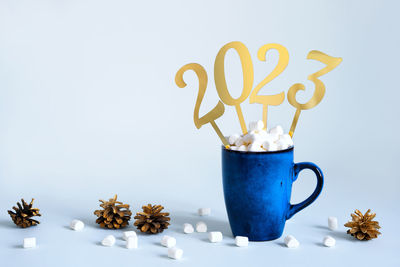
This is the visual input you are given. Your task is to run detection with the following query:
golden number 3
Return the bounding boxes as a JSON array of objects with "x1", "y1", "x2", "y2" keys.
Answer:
[
  {"x1": 250, "y1": 43, "x2": 289, "y2": 129},
  {"x1": 288, "y1": 50, "x2": 342, "y2": 110},
  {"x1": 175, "y1": 63, "x2": 229, "y2": 146},
  {"x1": 288, "y1": 50, "x2": 343, "y2": 136}
]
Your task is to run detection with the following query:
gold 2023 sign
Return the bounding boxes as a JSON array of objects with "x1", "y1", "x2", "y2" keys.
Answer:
[{"x1": 175, "y1": 41, "x2": 342, "y2": 147}]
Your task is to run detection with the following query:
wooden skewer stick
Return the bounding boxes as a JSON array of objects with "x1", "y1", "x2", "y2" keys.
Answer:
[
  {"x1": 289, "y1": 109, "x2": 301, "y2": 138},
  {"x1": 210, "y1": 121, "x2": 230, "y2": 148}
]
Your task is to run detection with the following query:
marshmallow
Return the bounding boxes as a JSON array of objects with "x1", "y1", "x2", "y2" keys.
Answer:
[
  {"x1": 258, "y1": 130, "x2": 269, "y2": 140},
  {"x1": 101, "y1": 235, "x2": 116, "y2": 247},
  {"x1": 234, "y1": 138, "x2": 245, "y2": 147},
  {"x1": 284, "y1": 235, "x2": 299, "y2": 248},
  {"x1": 280, "y1": 134, "x2": 293, "y2": 147},
  {"x1": 248, "y1": 143, "x2": 265, "y2": 152},
  {"x1": 168, "y1": 247, "x2": 183, "y2": 260},
  {"x1": 323, "y1": 235, "x2": 336, "y2": 247},
  {"x1": 270, "y1": 125, "x2": 284, "y2": 136},
  {"x1": 23, "y1": 237, "x2": 36, "y2": 249},
  {"x1": 235, "y1": 236, "x2": 249, "y2": 247},
  {"x1": 70, "y1": 219, "x2": 84, "y2": 231},
  {"x1": 228, "y1": 134, "x2": 240, "y2": 145},
  {"x1": 249, "y1": 120, "x2": 264, "y2": 132},
  {"x1": 238, "y1": 145, "x2": 247, "y2": 152},
  {"x1": 208, "y1": 231, "x2": 223, "y2": 243},
  {"x1": 126, "y1": 236, "x2": 138, "y2": 249},
  {"x1": 161, "y1": 235, "x2": 176, "y2": 248},
  {"x1": 229, "y1": 122, "x2": 293, "y2": 153},
  {"x1": 328, "y1": 217, "x2": 338, "y2": 230},
  {"x1": 198, "y1": 208, "x2": 211, "y2": 216},
  {"x1": 262, "y1": 140, "x2": 278, "y2": 151},
  {"x1": 242, "y1": 132, "x2": 256, "y2": 144},
  {"x1": 183, "y1": 223, "x2": 194, "y2": 234},
  {"x1": 276, "y1": 139, "x2": 289, "y2": 150},
  {"x1": 123, "y1": 231, "x2": 137, "y2": 241},
  {"x1": 196, "y1": 221, "x2": 207, "y2": 232}
]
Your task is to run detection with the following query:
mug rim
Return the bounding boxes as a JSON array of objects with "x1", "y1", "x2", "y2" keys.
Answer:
[{"x1": 222, "y1": 145, "x2": 294, "y2": 154}]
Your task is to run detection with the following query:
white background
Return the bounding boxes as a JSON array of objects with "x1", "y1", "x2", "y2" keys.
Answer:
[{"x1": 0, "y1": 0, "x2": 399, "y2": 266}]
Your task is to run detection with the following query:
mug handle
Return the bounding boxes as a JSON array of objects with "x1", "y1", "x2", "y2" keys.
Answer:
[{"x1": 286, "y1": 162, "x2": 324, "y2": 220}]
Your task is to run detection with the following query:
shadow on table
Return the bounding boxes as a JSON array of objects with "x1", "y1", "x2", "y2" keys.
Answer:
[
  {"x1": 169, "y1": 211, "x2": 232, "y2": 237},
  {"x1": 312, "y1": 224, "x2": 357, "y2": 242},
  {"x1": 0, "y1": 219, "x2": 16, "y2": 229}
]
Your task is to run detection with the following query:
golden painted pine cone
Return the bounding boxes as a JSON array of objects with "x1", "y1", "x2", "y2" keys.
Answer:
[
  {"x1": 94, "y1": 194, "x2": 132, "y2": 229},
  {"x1": 8, "y1": 198, "x2": 41, "y2": 228},
  {"x1": 134, "y1": 204, "x2": 170, "y2": 234},
  {"x1": 344, "y1": 209, "x2": 381, "y2": 240}
]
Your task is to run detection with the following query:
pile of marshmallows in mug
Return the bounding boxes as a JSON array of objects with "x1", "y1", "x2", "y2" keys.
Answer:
[{"x1": 227, "y1": 121, "x2": 293, "y2": 152}]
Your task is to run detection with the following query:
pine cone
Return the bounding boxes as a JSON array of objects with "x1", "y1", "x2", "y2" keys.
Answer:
[
  {"x1": 344, "y1": 209, "x2": 381, "y2": 240},
  {"x1": 134, "y1": 204, "x2": 170, "y2": 234},
  {"x1": 7, "y1": 198, "x2": 41, "y2": 228},
  {"x1": 94, "y1": 195, "x2": 132, "y2": 229}
]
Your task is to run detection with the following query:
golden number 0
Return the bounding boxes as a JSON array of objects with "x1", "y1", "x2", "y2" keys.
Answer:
[{"x1": 214, "y1": 41, "x2": 254, "y2": 134}]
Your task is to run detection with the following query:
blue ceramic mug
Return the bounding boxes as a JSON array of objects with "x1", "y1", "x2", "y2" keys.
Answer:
[{"x1": 222, "y1": 146, "x2": 323, "y2": 241}]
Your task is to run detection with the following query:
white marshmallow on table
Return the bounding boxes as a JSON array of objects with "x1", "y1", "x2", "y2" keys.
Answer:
[
  {"x1": 161, "y1": 235, "x2": 176, "y2": 248},
  {"x1": 269, "y1": 125, "x2": 284, "y2": 136},
  {"x1": 323, "y1": 235, "x2": 336, "y2": 247},
  {"x1": 183, "y1": 223, "x2": 194, "y2": 234},
  {"x1": 228, "y1": 134, "x2": 240, "y2": 145},
  {"x1": 328, "y1": 216, "x2": 338, "y2": 230},
  {"x1": 198, "y1": 208, "x2": 211, "y2": 216},
  {"x1": 238, "y1": 145, "x2": 247, "y2": 152},
  {"x1": 235, "y1": 236, "x2": 249, "y2": 247},
  {"x1": 262, "y1": 140, "x2": 278, "y2": 152},
  {"x1": 123, "y1": 231, "x2": 137, "y2": 241},
  {"x1": 208, "y1": 231, "x2": 223, "y2": 243},
  {"x1": 23, "y1": 237, "x2": 36, "y2": 249},
  {"x1": 101, "y1": 235, "x2": 116, "y2": 247},
  {"x1": 168, "y1": 247, "x2": 183, "y2": 260},
  {"x1": 196, "y1": 221, "x2": 207, "y2": 232},
  {"x1": 70, "y1": 219, "x2": 84, "y2": 231},
  {"x1": 249, "y1": 120, "x2": 264, "y2": 132},
  {"x1": 126, "y1": 236, "x2": 138, "y2": 249},
  {"x1": 284, "y1": 235, "x2": 299, "y2": 248}
]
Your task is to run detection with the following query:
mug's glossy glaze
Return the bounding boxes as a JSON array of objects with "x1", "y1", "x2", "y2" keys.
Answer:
[{"x1": 222, "y1": 146, "x2": 323, "y2": 241}]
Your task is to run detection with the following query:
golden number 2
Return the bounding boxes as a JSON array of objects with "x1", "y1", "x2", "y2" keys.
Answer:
[
  {"x1": 250, "y1": 43, "x2": 289, "y2": 129},
  {"x1": 175, "y1": 63, "x2": 229, "y2": 147},
  {"x1": 288, "y1": 50, "x2": 343, "y2": 137},
  {"x1": 214, "y1": 41, "x2": 254, "y2": 134}
]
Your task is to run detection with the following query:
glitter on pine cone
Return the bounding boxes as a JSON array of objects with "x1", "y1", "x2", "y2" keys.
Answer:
[
  {"x1": 94, "y1": 194, "x2": 132, "y2": 229},
  {"x1": 8, "y1": 198, "x2": 41, "y2": 228},
  {"x1": 344, "y1": 209, "x2": 381, "y2": 240},
  {"x1": 134, "y1": 204, "x2": 170, "y2": 234}
]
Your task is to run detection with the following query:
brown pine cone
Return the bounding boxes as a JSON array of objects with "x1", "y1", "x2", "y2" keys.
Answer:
[
  {"x1": 344, "y1": 209, "x2": 381, "y2": 240},
  {"x1": 134, "y1": 204, "x2": 170, "y2": 234},
  {"x1": 94, "y1": 195, "x2": 132, "y2": 229},
  {"x1": 8, "y1": 198, "x2": 41, "y2": 228}
]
